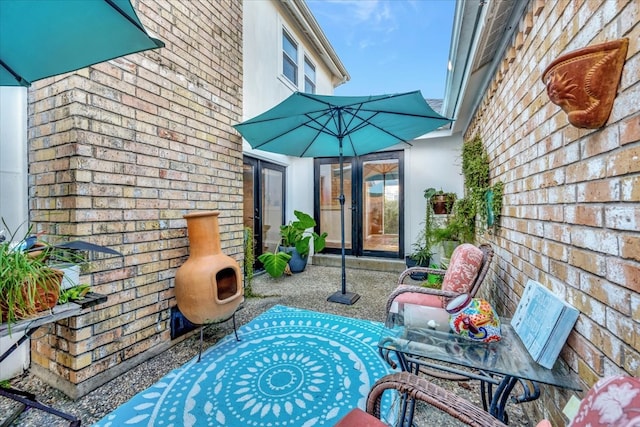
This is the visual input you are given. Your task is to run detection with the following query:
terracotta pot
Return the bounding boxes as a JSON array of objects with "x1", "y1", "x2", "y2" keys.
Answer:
[
  {"x1": 1, "y1": 268, "x2": 62, "y2": 322},
  {"x1": 431, "y1": 194, "x2": 455, "y2": 214},
  {"x1": 175, "y1": 211, "x2": 243, "y2": 325},
  {"x1": 542, "y1": 38, "x2": 628, "y2": 129}
]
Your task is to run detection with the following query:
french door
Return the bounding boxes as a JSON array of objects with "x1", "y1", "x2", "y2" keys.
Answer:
[
  {"x1": 315, "y1": 151, "x2": 404, "y2": 259},
  {"x1": 243, "y1": 157, "x2": 285, "y2": 269}
]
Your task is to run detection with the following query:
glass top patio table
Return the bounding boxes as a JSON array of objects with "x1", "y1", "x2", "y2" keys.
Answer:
[{"x1": 379, "y1": 303, "x2": 582, "y2": 391}]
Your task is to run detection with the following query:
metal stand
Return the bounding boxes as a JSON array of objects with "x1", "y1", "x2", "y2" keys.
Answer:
[
  {"x1": 327, "y1": 132, "x2": 360, "y2": 305},
  {"x1": 327, "y1": 290, "x2": 360, "y2": 305},
  {"x1": 196, "y1": 304, "x2": 243, "y2": 363},
  {"x1": 0, "y1": 295, "x2": 106, "y2": 427}
]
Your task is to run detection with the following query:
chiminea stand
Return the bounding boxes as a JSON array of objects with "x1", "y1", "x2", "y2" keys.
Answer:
[{"x1": 195, "y1": 303, "x2": 244, "y2": 363}]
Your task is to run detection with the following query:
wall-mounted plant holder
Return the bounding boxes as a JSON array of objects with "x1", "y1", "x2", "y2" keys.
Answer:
[{"x1": 542, "y1": 38, "x2": 628, "y2": 129}]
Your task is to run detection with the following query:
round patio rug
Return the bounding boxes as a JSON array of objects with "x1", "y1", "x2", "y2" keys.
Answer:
[{"x1": 93, "y1": 305, "x2": 394, "y2": 427}]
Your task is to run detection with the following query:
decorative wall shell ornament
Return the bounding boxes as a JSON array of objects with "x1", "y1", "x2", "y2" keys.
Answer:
[{"x1": 542, "y1": 38, "x2": 628, "y2": 129}]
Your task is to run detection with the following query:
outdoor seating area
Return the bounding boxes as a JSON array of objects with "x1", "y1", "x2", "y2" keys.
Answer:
[
  {"x1": 1, "y1": 0, "x2": 638, "y2": 426},
  {"x1": 2, "y1": 265, "x2": 616, "y2": 426},
  {"x1": 1, "y1": 264, "x2": 535, "y2": 426}
]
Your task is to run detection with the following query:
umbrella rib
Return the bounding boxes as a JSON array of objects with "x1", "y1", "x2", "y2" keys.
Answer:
[
  {"x1": 297, "y1": 112, "x2": 336, "y2": 156},
  {"x1": 104, "y1": 0, "x2": 150, "y2": 34},
  {"x1": 0, "y1": 59, "x2": 27, "y2": 85},
  {"x1": 250, "y1": 111, "x2": 336, "y2": 155}
]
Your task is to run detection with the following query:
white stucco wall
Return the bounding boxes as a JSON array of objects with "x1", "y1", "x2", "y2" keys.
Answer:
[
  {"x1": 0, "y1": 87, "x2": 30, "y2": 379},
  {"x1": 0, "y1": 87, "x2": 29, "y2": 239},
  {"x1": 241, "y1": 0, "x2": 339, "y2": 221},
  {"x1": 403, "y1": 132, "x2": 464, "y2": 256}
]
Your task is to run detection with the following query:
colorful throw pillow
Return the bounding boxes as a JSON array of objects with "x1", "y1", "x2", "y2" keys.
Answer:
[
  {"x1": 568, "y1": 375, "x2": 640, "y2": 427},
  {"x1": 441, "y1": 243, "x2": 484, "y2": 296}
]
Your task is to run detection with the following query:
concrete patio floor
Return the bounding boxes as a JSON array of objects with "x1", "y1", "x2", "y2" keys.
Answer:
[{"x1": 1, "y1": 264, "x2": 532, "y2": 426}]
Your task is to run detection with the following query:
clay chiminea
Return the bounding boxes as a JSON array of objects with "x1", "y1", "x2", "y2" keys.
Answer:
[
  {"x1": 175, "y1": 211, "x2": 243, "y2": 325},
  {"x1": 542, "y1": 38, "x2": 628, "y2": 129}
]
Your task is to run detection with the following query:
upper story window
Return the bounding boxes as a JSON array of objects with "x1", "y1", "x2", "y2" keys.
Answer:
[
  {"x1": 282, "y1": 30, "x2": 298, "y2": 85},
  {"x1": 304, "y1": 56, "x2": 316, "y2": 94}
]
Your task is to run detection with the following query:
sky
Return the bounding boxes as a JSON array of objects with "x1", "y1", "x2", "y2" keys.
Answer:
[{"x1": 306, "y1": 0, "x2": 456, "y2": 100}]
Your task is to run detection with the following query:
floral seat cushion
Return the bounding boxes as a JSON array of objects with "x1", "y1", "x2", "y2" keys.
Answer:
[
  {"x1": 395, "y1": 243, "x2": 484, "y2": 308},
  {"x1": 568, "y1": 375, "x2": 640, "y2": 427}
]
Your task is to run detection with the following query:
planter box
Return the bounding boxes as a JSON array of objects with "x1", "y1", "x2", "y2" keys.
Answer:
[{"x1": 52, "y1": 263, "x2": 80, "y2": 290}]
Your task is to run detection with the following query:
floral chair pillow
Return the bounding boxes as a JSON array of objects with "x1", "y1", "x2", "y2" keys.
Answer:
[{"x1": 568, "y1": 375, "x2": 640, "y2": 427}]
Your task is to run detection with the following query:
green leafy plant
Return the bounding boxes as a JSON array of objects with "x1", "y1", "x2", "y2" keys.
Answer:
[
  {"x1": 257, "y1": 210, "x2": 327, "y2": 278},
  {"x1": 243, "y1": 227, "x2": 259, "y2": 297},
  {"x1": 58, "y1": 284, "x2": 91, "y2": 304},
  {"x1": 257, "y1": 249, "x2": 291, "y2": 278},
  {"x1": 0, "y1": 224, "x2": 63, "y2": 330},
  {"x1": 439, "y1": 135, "x2": 503, "y2": 243},
  {"x1": 408, "y1": 188, "x2": 437, "y2": 265},
  {"x1": 279, "y1": 210, "x2": 327, "y2": 258}
]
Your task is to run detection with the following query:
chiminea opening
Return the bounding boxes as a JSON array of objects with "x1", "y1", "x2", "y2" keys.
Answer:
[{"x1": 216, "y1": 267, "x2": 238, "y2": 301}]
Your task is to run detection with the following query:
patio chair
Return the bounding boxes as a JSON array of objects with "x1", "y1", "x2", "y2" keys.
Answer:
[
  {"x1": 386, "y1": 243, "x2": 493, "y2": 315},
  {"x1": 382, "y1": 243, "x2": 493, "y2": 380},
  {"x1": 365, "y1": 372, "x2": 640, "y2": 427}
]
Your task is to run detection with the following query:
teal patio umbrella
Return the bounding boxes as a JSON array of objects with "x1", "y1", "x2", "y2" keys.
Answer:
[
  {"x1": 0, "y1": 0, "x2": 164, "y2": 87},
  {"x1": 234, "y1": 91, "x2": 451, "y2": 305}
]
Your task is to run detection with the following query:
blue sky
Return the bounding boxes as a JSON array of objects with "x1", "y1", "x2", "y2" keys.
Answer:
[{"x1": 306, "y1": 0, "x2": 456, "y2": 100}]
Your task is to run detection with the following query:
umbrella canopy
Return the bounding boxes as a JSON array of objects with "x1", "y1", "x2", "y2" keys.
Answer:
[
  {"x1": 234, "y1": 91, "x2": 450, "y2": 157},
  {"x1": 234, "y1": 91, "x2": 451, "y2": 305},
  {"x1": 0, "y1": 0, "x2": 164, "y2": 87}
]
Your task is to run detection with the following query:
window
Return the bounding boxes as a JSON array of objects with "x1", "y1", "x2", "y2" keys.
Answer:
[
  {"x1": 304, "y1": 56, "x2": 316, "y2": 94},
  {"x1": 282, "y1": 30, "x2": 298, "y2": 85}
]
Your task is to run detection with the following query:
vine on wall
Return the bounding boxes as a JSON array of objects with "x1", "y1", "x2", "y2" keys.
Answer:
[{"x1": 447, "y1": 135, "x2": 503, "y2": 241}]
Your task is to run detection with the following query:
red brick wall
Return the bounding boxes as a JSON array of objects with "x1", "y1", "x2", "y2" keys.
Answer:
[
  {"x1": 467, "y1": 0, "x2": 638, "y2": 423},
  {"x1": 28, "y1": 0, "x2": 243, "y2": 397}
]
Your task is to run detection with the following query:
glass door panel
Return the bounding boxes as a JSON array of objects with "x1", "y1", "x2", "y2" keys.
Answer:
[
  {"x1": 362, "y1": 158, "x2": 399, "y2": 253},
  {"x1": 243, "y1": 163, "x2": 256, "y2": 230},
  {"x1": 243, "y1": 157, "x2": 285, "y2": 270},
  {"x1": 315, "y1": 151, "x2": 403, "y2": 259},
  {"x1": 262, "y1": 167, "x2": 284, "y2": 254},
  {"x1": 318, "y1": 161, "x2": 352, "y2": 252}
]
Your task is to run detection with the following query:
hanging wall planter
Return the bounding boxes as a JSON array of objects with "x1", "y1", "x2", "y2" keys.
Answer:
[{"x1": 542, "y1": 38, "x2": 628, "y2": 129}]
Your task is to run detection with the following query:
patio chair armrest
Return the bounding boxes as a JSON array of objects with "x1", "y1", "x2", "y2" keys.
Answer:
[
  {"x1": 398, "y1": 267, "x2": 446, "y2": 285},
  {"x1": 386, "y1": 285, "x2": 459, "y2": 314},
  {"x1": 366, "y1": 372, "x2": 507, "y2": 427}
]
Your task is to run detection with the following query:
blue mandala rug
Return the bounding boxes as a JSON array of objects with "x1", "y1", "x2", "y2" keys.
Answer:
[{"x1": 93, "y1": 305, "x2": 395, "y2": 427}]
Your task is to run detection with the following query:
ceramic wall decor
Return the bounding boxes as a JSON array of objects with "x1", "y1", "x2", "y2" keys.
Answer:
[{"x1": 542, "y1": 38, "x2": 628, "y2": 129}]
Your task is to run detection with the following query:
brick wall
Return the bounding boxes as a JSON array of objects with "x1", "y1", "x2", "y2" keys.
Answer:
[
  {"x1": 466, "y1": 0, "x2": 639, "y2": 423},
  {"x1": 27, "y1": 0, "x2": 243, "y2": 398}
]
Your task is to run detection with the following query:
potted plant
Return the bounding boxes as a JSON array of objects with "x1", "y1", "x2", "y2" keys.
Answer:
[
  {"x1": 406, "y1": 188, "x2": 437, "y2": 280},
  {"x1": 258, "y1": 210, "x2": 327, "y2": 277},
  {"x1": 0, "y1": 230, "x2": 64, "y2": 329},
  {"x1": 430, "y1": 189, "x2": 456, "y2": 215}
]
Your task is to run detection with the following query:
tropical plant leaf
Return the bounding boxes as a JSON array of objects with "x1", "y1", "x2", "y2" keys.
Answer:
[{"x1": 257, "y1": 251, "x2": 291, "y2": 278}]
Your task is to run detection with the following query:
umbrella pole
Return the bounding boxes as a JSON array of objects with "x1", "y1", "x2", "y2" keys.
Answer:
[{"x1": 328, "y1": 136, "x2": 360, "y2": 305}]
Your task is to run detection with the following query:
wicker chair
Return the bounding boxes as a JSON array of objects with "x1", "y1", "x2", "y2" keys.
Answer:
[
  {"x1": 366, "y1": 372, "x2": 640, "y2": 427},
  {"x1": 366, "y1": 372, "x2": 506, "y2": 426},
  {"x1": 386, "y1": 243, "x2": 494, "y2": 315}
]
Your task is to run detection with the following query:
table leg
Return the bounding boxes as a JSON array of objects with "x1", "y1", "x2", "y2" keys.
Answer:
[{"x1": 488, "y1": 376, "x2": 519, "y2": 423}]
